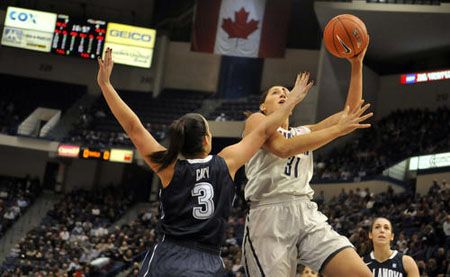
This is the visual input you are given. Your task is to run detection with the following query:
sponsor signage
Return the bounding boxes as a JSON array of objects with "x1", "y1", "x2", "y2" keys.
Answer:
[
  {"x1": 105, "y1": 22, "x2": 155, "y2": 49},
  {"x1": 1, "y1": 6, "x2": 57, "y2": 52},
  {"x1": 57, "y1": 144, "x2": 80, "y2": 157},
  {"x1": 79, "y1": 147, "x2": 110, "y2": 161},
  {"x1": 104, "y1": 22, "x2": 156, "y2": 68},
  {"x1": 103, "y1": 42, "x2": 154, "y2": 68},
  {"x1": 56, "y1": 145, "x2": 134, "y2": 163},
  {"x1": 4, "y1": 6, "x2": 57, "y2": 32},
  {"x1": 409, "y1": 152, "x2": 450, "y2": 170},
  {"x1": 401, "y1": 69, "x2": 450, "y2": 84},
  {"x1": 109, "y1": 149, "x2": 134, "y2": 163},
  {"x1": 1, "y1": 6, "x2": 157, "y2": 68},
  {"x1": 1, "y1": 26, "x2": 54, "y2": 52}
]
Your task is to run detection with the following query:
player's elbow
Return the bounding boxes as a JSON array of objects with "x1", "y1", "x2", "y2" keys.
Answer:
[
  {"x1": 126, "y1": 117, "x2": 143, "y2": 137},
  {"x1": 263, "y1": 123, "x2": 278, "y2": 139}
]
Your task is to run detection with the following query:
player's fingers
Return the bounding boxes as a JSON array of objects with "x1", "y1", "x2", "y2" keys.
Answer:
[
  {"x1": 358, "y1": 112, "x2": 373, "y2": 122},
  {"x1": 97, "y1": 57, "x2": 104, "y2": 68},
  {"x1": 295, "y1": 73, "x2": 302, "y2": 87},
  {"x1": 302, "y1": 72, "x2": 310, "y2": 84},
  {"x1": 356, "y1": 103, "x2": 371, "y2": 117},
  {"x1": 357, "y1": 123, "x2": 371, "y2": 129},
  {"x1": 305, "y1": 81, "x2": 314, "y2": 92},
  {"x1": 104, "y1": 49, "x2": 109, "y2": 67},
  {"x1": 107, "y1": 48, "x2": 112, "y2": 65},
  {"x1": 299, "y1": 72, "x2": 306, "y2": 84},
  {"x1": 351, "y1": 99, "x2": 365, "y2": 114}
]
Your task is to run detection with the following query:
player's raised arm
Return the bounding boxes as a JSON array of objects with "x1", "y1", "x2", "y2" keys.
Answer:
[
  {"x1": 97, "y1": 48, "x2": 164, "y2": 172},
  {"x1": 263, "y1": 100, "x2": 372, "y2": 158},
  {"x1": 219, "y1": 73, "x2": 313, "y2": 178},
  {"x1": 345, "y1": 38, "x2": 368, "y2": 110},
  {"x1": 307, "y1": 38, "x2": 369, "y2": 132}
]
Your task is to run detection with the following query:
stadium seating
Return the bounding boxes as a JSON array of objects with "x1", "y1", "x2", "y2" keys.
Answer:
[
  {"x1": 0, "y1": 175, "x2": 41, "y2": 239},
  {"x1": 207, "y1": 95, "x2": 260, "y2": 121},
  {"x1": 0, "y1": 187, "x2": 134, "y2": 275},
  {"x1": 0, "y1": 74, "x2": 86, "y2": 136},
  {"x1": 314, "y1": 107, "x2": 450, "y2": 182},
  {"x1": 64, "y1": 89, "x2": 210, "y2": 147}
]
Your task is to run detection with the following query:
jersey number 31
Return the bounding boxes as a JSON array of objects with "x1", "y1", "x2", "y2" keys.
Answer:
[{"x1": 284, "y1": 156, "x2": 301, "y2": 177}]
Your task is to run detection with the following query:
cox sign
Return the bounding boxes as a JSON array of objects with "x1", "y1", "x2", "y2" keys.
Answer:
[
  {"x1": 5, "y1": 6, "x2": 57, "y2": 32},
  {"x1": 9, "y1": 11, "x2": 37, "y2": 24}
]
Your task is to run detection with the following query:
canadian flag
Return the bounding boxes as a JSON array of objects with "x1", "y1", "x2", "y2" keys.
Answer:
[{"x1": 192, "y1": 0, "x2": 291, "y2": 58}]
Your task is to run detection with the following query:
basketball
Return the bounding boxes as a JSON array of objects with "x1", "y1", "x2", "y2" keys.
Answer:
[{"x1": 323, "y1": 14, "x2": 369, "y2": 58}]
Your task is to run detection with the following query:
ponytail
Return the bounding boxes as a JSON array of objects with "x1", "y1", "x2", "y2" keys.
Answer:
[
  {"x1": 149, "y1": 113, "x2": 208, "y2": 172},
  {"x1": 149, "y1": 119, "x2": 185, "y2": 172}
]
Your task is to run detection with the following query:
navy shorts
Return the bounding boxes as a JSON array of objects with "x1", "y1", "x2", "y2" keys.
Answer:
[{"x1": 138, "y1": 238, "x2": 225, "y2": 277}]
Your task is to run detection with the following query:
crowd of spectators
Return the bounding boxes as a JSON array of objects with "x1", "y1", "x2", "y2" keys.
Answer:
[
  {"x1": 1, "y1": 187, "x2": 135, "y2": 276},
  {"x1": 217, "y1": 180, "x2": 450, "y2": 276},
  {"x1": 321, "y1": 180, "x2": 449, "y2": 276},
  {"x1": 111, "y1": 204, "x2": 160, "y2": 276},
  {"x1": 1, "y1": 178, "x2": 448, "y2": 276},
  {"x1": 0, "y1": 175, "x2": 41, "y2": 238},
  {"x1": 314, "y1": 107, "x2": 450, "y2": 182}
]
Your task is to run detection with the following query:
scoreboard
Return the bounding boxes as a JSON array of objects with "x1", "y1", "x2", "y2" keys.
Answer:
[
  {"x1": 52, "y1": 15, "x2": 106, "y2": 59},
  {"x1": 1, "y1": 6, "x2": 156, "y2": 68}
]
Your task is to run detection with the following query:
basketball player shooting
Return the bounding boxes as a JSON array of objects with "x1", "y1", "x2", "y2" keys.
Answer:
[{"x1": 242, "y1": 41, "x2": 374, "y2": 276}]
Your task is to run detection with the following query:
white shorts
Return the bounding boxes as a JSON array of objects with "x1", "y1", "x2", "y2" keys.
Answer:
[{"x1": 242, "y1": 195, "x2": 353, "y2": 276}]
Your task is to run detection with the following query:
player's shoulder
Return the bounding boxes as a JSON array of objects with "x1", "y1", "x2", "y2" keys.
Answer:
[
  {"x1": 402, "y1": 254, "x2": 419, "y2": 274},
  {"x1": 391, "y1": 250, "x2": 404, "y2": 261},
  {"x1": 401, "y1": 254, "x2": 414, "y2": 264},
  {"x1": 243, "y1": 112, "x2": 265, "y2": 132},
  {"x1": 245, "y1": 112, "x2": 266, "y2": 123}
]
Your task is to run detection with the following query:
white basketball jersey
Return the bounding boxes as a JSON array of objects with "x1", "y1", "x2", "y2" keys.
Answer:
[{"x1": 244, "y1": 126, "x2": 314, "y2": 202}]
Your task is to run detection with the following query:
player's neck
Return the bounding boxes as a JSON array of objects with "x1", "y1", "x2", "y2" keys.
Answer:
[
  {"x1": 185, "y1": 152, "x2": 209, "y2": 159},
  {"x1": 373, "y1": 246, "x2": 393, "y2": 262}
]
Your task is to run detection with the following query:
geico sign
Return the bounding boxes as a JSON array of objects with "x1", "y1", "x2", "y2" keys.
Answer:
[{"x1": 109, "y1": 30, "x2": 152, "y2": 42}]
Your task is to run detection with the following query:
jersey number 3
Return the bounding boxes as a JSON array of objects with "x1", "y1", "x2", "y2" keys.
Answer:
[
  {"x1": 191, "y1": 182, "x2": 215, "y2": 219},
  {"x1": 284, "y1": 156, "x2": 301, "y2": 177}
]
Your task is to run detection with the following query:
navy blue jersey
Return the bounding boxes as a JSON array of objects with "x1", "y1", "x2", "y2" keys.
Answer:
[
  {"x1": 364, "y1": 250, "x2": 406, "y2": 277},
  {"x1": 159, "y1": 155, "x2": 235, "y2": 248}
]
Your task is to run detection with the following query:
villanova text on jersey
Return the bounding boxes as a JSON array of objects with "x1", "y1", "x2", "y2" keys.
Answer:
[
  {"x1": 364, "y1": 251, "x2": 406, "y2": 277},
  {"x1": 370, "y1": 267, "x2": 403, "y2": 277}
]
